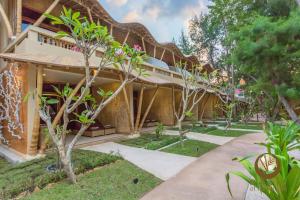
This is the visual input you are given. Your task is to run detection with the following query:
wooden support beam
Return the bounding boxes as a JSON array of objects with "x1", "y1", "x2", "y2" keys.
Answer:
[
  {"x1": 138, "y1": 86, "x2": 159, "y2": 130},
  {"x1": 142, "y1": 37, "x2": 146, "y2": 53},
  {"x1": 28, "y1": 66, "x2": 43, "y2": 155},
  {"x1": 16, "y1": 0, "x2": 22, "y2": 35},
  {"x1": 119, "y1": 75, "x2": 134, "y2": 132},
  {"x1": 172, "y1": 86, "x2": 176, "y2": 124},
  {"x1": 0, "y1": 2, "x2": 13, "y2": 38},
  {"x1": 134, "y1": 84, "x2": 144, "y2": 131},
  {"x1": 33, "y1": 0, "x2": 61, "y2": 27},
  {"x1": 153, "y1": 46, "x2": 156, "y2": 58},
  {"x1": 123, "y1": 31, "x2": 130, "y2": 45},
  {"x1": 87, "y1": 8, "x2": 94, "y2": 23},
  {"x1": 110, "y1": 24, "x2": 113, "y2": 36},
  {"x1": 160, "y1": 49, "x2": 166, "y2": 60},
  {"x1": 52, "y1": 77, "x2": 86, "y2": 128},
  {"x1": 172, "y1": 52, "x2": 176, "y2": 66}
]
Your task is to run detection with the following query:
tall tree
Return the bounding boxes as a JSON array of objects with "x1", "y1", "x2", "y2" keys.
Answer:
[
  {"x1": 176, "y1": 30, "x2": 194, "y2": 55},
  {"x1": 41, "y1": 8, "x2": 145, "y2": 183},
  {"x1": 231, "y1": 10, "x2": 300, "y2": 123}
]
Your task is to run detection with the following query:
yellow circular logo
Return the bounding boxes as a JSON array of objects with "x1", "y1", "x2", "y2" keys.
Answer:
[{"x1": 255, "y1": 153, "x2": 280, "y2": 179}]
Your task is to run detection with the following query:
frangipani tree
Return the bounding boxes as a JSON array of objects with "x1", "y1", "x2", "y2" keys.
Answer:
[
  {"x1": 174, "y1": 62, "x2": 217, "y2": 142},
  {"x1": 41, "y1": 8, "x2": 146, "y2": 183}
]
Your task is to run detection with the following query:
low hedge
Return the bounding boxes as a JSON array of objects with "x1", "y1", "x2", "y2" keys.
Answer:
[{"x1": 0, "y1": 150, "x2": 120, "y2": 200}]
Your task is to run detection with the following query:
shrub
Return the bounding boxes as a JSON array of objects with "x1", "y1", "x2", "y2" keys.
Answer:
[{"x1": 226, "y1": 121, "x2": 300, "y2": 200}]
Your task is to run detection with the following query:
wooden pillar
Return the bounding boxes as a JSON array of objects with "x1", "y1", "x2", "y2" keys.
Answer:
[
  {"x1": 172, "y1": 52, "x2": 176, "y2": 66},
  {"x1": 153, "y1": 46, "x2": 156, "y2": 58},
  {"x1": 160, "y1": 49, "x2": 166, "y2": 60},
  {"x1": 134, "y1": 84, "x2": 144, "y2": 131},
  {"x1": 138, "y1": 86, "x2": 159, "y2": 130},
  {"x1": 28, "y1": 66, "x2": 43, "y2": 155},
  {"x1": 110, "y1": 24, "x2": 113, "y2": 36},
  {"x1": 33, "y1": 0, "x2": 60, "y2": 27},
  {"x1": 16, "y1": 0, "x2": 22, "y2": 35},
  {"x1": 123, "y1": 31, "x2": 130, "y2": 45},
  {"x1": 142, "y1": 37, "x2": 146, "y2": 53},
  {"x1": 172, "y1": 86, "x2": 176, "y2": 124},
  {"x1": 119, "y1": 75, "x2": 134, "y2": 132},
  {"x1": 0, "y1": 2, "x2": 13, "y2": 38}
]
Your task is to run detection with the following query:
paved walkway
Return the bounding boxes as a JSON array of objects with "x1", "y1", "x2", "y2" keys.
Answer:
[
  {"x1": 82, "y1": 142, "x2": 196, "y2": 180},
  {"x1": 141, "y1": 133, "x2": 266, "y2": 200},
  {"x1": 165, "y1": 130, "x2": 235, "y2": 145}
]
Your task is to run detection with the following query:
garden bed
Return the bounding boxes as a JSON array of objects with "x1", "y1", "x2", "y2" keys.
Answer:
[
  {"x1": 0, "y1": 156, "x2": 12, "y2": 169},
  {"x1": 22, "y1": 160, "x2": 161, "y2": 200},
  {"x1": 230, "y1": 124, "x2": 263, "y2": 130},
  {"x1": 169, "y1": 125, "x2": 217, "y2": 133},
  {"x1": 0, "y1": 150, "x2": 120, "y2": 200},
  {"x1": 161, "y1": 140, "x2": 219, "y2": 157},
  {"x1": 118, "y1": 134, "x2": 181, "y2": 150}
]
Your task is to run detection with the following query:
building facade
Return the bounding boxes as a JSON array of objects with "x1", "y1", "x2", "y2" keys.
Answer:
[{"x1": 0, "y1": 0, "x2": 223, "y2": 157}]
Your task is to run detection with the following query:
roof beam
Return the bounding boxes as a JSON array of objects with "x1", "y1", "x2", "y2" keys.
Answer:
[
  {"x1": 33, "y1": 0, "x2": 61, "y2": 27},
  {"x1": 123, "y1": 31, "x2": 130, "y2": 45},
  {"x1": 0, "y1": 2, "x2": 14, "y2": 38},
  {"x1": 160, "y1": 49, "x2": 166, "y2": 61},
  {"x1": 142, "y1": 37, "x2": 146, "y2": 53},
  {"x1": 87, "y1": 8, "x2": 94, "y2": 22}
]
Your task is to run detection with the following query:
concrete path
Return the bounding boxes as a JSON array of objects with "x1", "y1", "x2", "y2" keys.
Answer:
[
  {"x1": 165, "y1": 130, "x2": 235, "y2": 145},
  {"x1": 141, "y1": 133, "x2": 266, "y2": 200},
  {"x1": 0, "y1": 145, "x2": 26, "y2": 163},
  {"x1": 82, "y1": 142, "x2": 196, "y2": 180}
]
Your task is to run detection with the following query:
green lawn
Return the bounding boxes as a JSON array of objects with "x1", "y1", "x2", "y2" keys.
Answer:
[
  {"x1": 0, "y1": 157, "x2": 11, "y2": 169},
  {"x1": 118, "y1": 134, "x2": 181, "y2": 150},
  {"x1": 205, "y1": 129, "x2": 255, "y2": 137},
  {"x1": 169, "y1": 125, "x2": 217, "y2": 133},
  {"x1": 161, "y1": 140, "x2": 219, "y2": 157},
  {"x1": 230, "y1": 124, "x2": 263, "y2": 130},
  {"x1": 0, "y1": 150, "x2": 120, "y2": 200},
  {"x1": 22, "y1": 160, "x2": 161, "y2": 200}
]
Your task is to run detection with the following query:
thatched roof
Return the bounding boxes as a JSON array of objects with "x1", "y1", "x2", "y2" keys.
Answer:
[{"x1": 60, "y1": 0, "x2": 199, "y2": 65}]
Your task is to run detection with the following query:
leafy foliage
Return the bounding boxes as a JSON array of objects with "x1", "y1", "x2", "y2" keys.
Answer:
[{"x1": 226, "y1": 122, "x2": 300, "y2": 200}]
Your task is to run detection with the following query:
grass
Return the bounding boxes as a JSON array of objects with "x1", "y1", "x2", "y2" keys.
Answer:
[
  {"x1": 0, "y1": 156, "x2": 12, "y2": 169},
  {"x1": 22, "y1": 160, "x2": 161, "y2": 200},
  {"x1": 169, "y1": 125, "x2": 217, "y2": 133},
  {"x1": 0, "y1": 150, "x2": 120, "y2": 200},
  {"x1": 118, "y1": 134, "x2": 181, "y2": 150},
  {"x1": 161, "y1": 140, "x2": 219, "y2": 157},
  {"x1": 230, "y1": 124, "x2": 263, "y2": 130},
  {"x1": 204, "y1": 129, "x2": 255, "y2": 137}
]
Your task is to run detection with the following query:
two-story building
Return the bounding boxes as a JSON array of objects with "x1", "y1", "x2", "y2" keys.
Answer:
[{"x1": 0, "y1": 0, "x2": 223, "y2": 158}]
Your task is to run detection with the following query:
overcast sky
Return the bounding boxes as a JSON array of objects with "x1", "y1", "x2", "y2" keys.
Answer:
[{"x1": 99, "y1": 0, "x2": 209, "y2": 43}]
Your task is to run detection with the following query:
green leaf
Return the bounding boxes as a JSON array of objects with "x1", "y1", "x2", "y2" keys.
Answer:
[{"x1": 46, "y1": 99, "x2": 59, "y2": 105}]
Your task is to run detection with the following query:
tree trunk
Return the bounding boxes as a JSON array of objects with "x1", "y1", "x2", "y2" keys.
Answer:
[
  {"x1": 278, "y1": 95, "x2": 300, "y2": 124},
  {"x1": 58, "y1": 146, "x2": 76, "y2": 184},
  {"x1": 177, "y1": 119, "x2": 185, "y2": 147}
]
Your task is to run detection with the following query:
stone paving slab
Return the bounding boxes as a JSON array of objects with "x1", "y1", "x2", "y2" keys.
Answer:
[
  {"x1": 141, "y1": 133, "x2": 267, "y2": 200},
  {"x1": 165, "y1": 130, "x2": 235, "y2": 145},
  {"x1": 82, "y1": 142, "x2": 196, "y2": 180}
]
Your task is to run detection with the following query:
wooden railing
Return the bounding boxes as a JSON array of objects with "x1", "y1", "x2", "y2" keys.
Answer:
[{"x1": 29, "y1": 26, "x2": 183, "y2": 79}]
